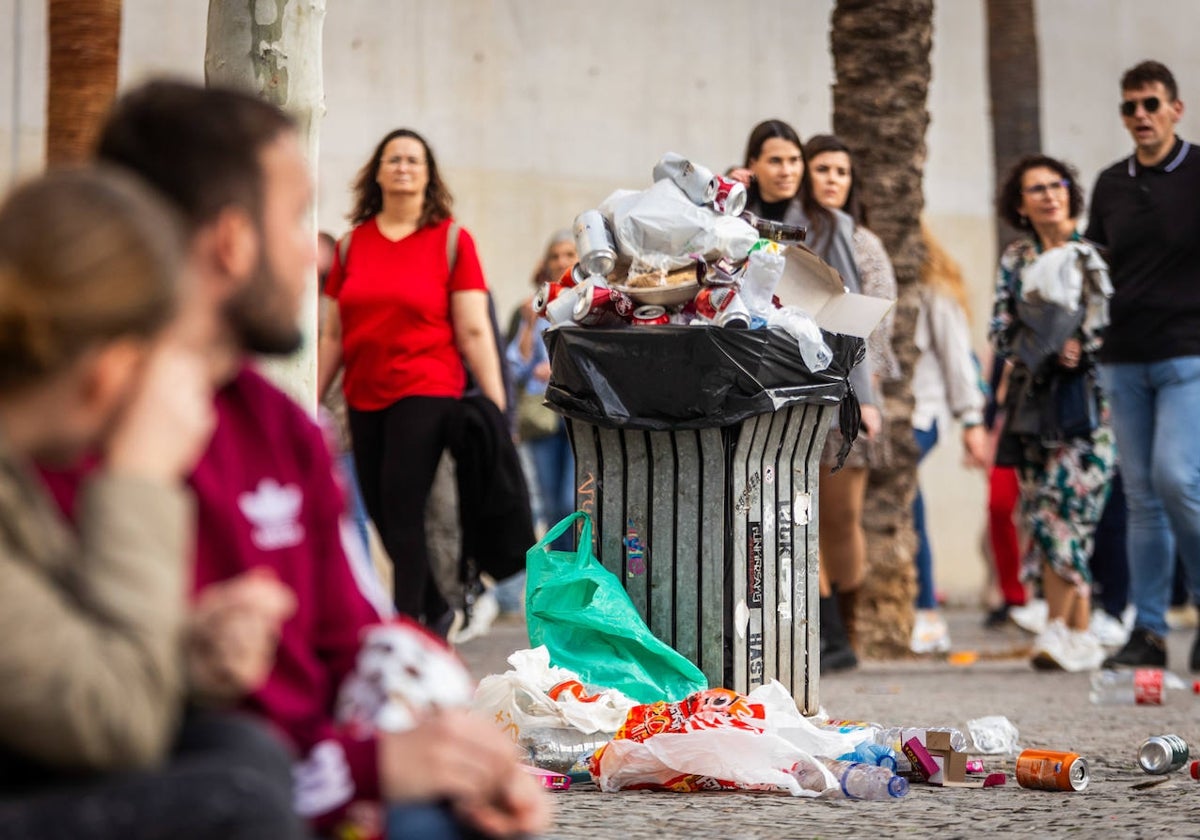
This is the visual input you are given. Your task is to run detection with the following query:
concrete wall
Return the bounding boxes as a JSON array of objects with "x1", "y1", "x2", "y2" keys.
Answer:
[{"x1": 5, "y1": 0, "x2": 1200, "y2": 602}]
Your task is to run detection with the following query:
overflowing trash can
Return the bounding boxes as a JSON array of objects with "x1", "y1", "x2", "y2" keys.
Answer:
[{"x1": 544, "y1": 324, "x2": 866, "y2": 715}]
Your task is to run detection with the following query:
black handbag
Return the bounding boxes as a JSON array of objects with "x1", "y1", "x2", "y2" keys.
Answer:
[{"x1": 1051, "y1": 366, "x2": 1099, "y2": 441}]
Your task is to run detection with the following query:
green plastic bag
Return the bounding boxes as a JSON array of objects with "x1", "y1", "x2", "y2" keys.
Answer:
[{"x1": 526, "y1": 511, "x2": 708, "y2": 704}]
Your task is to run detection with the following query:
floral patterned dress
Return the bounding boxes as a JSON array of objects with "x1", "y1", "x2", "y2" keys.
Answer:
[{"x1": 989, "y1": 236, "x2": 1115, "y2": 587}]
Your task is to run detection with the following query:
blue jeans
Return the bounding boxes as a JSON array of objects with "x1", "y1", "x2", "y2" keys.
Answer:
[
  {"x1": 1100, "y1": 358, "x2": 1200, "y2": 636},
  {"x1": 527, "y1": 429, "x2": 575, "y2": 552},
  {"x1": 912, "y1": 421, "x2": 940, "y2": 610},
  {"x1": 339, "y1": 451, "x2": 371, "y2": 560}
]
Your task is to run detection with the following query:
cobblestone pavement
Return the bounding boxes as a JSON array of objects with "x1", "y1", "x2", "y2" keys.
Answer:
[{"x1": 458, "y1": 609, "x2": 1200, "y2": 839}]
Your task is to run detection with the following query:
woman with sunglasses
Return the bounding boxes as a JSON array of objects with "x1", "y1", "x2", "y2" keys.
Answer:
[{"x1": 990, "y1": 155, "x2": 1116, "y2": 672}]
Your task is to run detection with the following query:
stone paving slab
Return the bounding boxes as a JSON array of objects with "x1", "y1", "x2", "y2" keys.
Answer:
[{"x1": 458, "y1": 610, "x2": 1200, "y2": 838}]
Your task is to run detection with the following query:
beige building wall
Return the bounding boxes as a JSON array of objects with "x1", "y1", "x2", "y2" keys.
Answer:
[{"x1": 5, "y1": 1, "x2": 1200, "y2": 601}]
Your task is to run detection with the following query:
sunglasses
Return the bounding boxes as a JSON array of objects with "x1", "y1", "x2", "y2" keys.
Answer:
[{"x1": 1120, "y1": 96, "x2": 1162, "y2": 117}]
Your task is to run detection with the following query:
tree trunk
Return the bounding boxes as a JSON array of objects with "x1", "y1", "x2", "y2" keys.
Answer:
[
  {"x1": 987, "y1": 0, "x2": 1041, "y2": 252},
  {"x1": 46, "y1": 0, "x2": 122, "y2": 166},
  {"x1": 830, "y1": 0, "x2": 933, "y2": 658},
  {"x1": 205, "y1": 0, "x2": 326, "y2": 410}
]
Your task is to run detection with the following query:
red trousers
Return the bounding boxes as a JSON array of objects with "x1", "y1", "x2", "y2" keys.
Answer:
[{"x1": 988, "y1": 465, "x2": 1026, "y2": 606}]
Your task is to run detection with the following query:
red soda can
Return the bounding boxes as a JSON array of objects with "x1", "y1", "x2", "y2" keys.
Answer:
[
  {"x1": 1015, "y1": 749, "x2": 1089, "y2": 791},
  {"x1": 694, "y1": 286, "x2": 737, "y2": 320},
  {"x1": 573, "y1": 280, "x2": 628, "y2": 326},
  {"x1": 631, "y1": 305, "x2": 670, "y2": 326},
  {"x1": 710, "y1": 176, "x2": 748, "y2": 216}
]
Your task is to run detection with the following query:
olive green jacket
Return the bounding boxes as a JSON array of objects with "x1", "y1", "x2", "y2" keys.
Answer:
[{"x1": 0, "y1": 435, "x2": 191, "y2": 772}]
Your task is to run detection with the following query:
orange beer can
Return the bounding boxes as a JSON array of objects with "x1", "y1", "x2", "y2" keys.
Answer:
[{"x1": 1015, "y1": 749, "x2": 1089, "y2": 791}]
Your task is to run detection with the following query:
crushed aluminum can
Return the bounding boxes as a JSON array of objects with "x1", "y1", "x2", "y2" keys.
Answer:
[
  {"x1": 533, "y1": 281, "x2": 562, "y2": 316},
  {"x1": 573, "y1": 278, "x2": 632, "y2": 326},
  {"x1": 1015, "y1": 749, "x2": 1089, "y2": 791},
  {"x1": 710, "y1": 175, "x2": 748, "y2": 216},
  {"x1": 694, "y1": 286, "x2": 738, "y2": 320},
  {"x1": 652, "y1": 152, "x2": 718, "y2": 206},
  {"x1": 567, "y1": 262, "x2": 586, "y2": 288},
  {"x1": 544, "y1": 282, "x2": 586, "y2": 325},
  {"x1": 1139, "y1": 735, "x2": 1189, "y2": 775},
  {"x1": 631, "y1": 305, "x2": 670, "y2": 326},
  {"x1": 573, "y1": 210, "x2": 617, "y2": 278}
]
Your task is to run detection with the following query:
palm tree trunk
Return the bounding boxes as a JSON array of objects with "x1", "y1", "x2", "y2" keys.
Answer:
[
  {"x1": 830, "y1": 0, "x2": 934, "y2": 657},
  {"x1": 987, "y1": 0, "x2": 1042, "y2": 251},
  {"x1": 46, "y1": 0, "x2": 122, "y2": 166}
]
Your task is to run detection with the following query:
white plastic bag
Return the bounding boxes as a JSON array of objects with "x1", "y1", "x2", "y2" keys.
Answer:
[
  {"x1": 593, "y1": 681, "x2": 858, "y2": 797},
  {"x1": 967, "y1": 715, "x2": 1021, "y2": 755},
  {"x1": 472, "y1": 646, "x2": 636, "y2": 739},
  {"x1": 609, "y1": 180, "x2": 758, "y2": 273}
]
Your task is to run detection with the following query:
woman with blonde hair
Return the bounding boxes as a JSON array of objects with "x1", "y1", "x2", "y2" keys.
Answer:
[{"x1": 910, "y1": 225, "x2": 990, "y2": 653}]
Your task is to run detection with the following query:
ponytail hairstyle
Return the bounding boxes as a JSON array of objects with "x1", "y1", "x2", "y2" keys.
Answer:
[{"x1": 0, "y1": 167, "x2": 183, "y2": 395}]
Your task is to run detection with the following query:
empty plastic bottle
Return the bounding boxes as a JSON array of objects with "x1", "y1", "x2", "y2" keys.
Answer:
[
  {"x1": 819, "y1": 757, "x2": 909, "y2": 800},
  {"x1": 1089, "y1": 669, "x2": 1189, "y2": 706},
  {"x1": 838, "y1": 741, "x2": 899, "y2": 771}
]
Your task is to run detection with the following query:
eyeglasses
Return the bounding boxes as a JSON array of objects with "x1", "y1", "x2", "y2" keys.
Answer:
[
  {"x1": 383, "y1": 156, "x2": 426, "y2": 168},
  {"x1": 1022, "y1": 179, "x2": 1070, "y2": 197},
  {"x1": 1120, "y1": 96, "x2": 1162, "y2": 117}
]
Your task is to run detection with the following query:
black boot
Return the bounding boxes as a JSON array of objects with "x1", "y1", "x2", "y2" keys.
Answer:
[{"x1": 820, "y1": 593, "x2": 858, "y2": 673}]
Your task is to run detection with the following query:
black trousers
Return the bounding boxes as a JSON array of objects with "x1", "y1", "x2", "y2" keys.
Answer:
[
  {"x1": 350, "y1": 396, "x2": 460, "y2": 621},
  {"x1": 349, "y1": 395, "x2": 535, "y2": 623},
  {"x1": 0, "y1": 711, "x2": 307, "y2": 840}
]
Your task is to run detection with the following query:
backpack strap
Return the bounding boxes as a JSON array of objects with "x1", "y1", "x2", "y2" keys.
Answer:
[
  {"x1": 336, "y1": 228, "x2": 354, "y2": 274},
  {"x1": 446, "y1": 220, "x2": 461, "y2": 275}
]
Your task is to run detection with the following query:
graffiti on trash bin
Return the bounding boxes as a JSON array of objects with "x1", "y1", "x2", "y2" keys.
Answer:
[
  {"x1": 734, "y1": 472, "x2": 761, "y2": 514},
  {"x1": 624, "y1": 518, "x2": 646, "y2": 577},
  {"x1": 576, "y1": 471, "x2": 596, "y2": 515}
]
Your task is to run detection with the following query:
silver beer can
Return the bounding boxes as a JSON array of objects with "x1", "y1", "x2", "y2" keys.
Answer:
[
  {"x1": 572, "y1": 210, "x2": 617, "y2": 278},
  {"x1": 652, "y1": 152, "x2": 717, "y2": 206},
  {"x1": 1139, "y1": 734, "x2": 1189, "y2": 775}
]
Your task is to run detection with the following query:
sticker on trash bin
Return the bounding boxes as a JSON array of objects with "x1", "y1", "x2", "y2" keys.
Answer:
[
  {"x1": 735, "y1": 472, "x2": 760, "y2": 514},
  {"x1": 735, "y1": 600, "x2": 750, "y2": 639},
  {"x1": 764, "y1": 466, "x2": 775, "y2": 485},
  {"x1": 624, "y1": 518, "x2": 647, "y2": 577},
  {"x1": 793, "y1": 493, "x2": 812, "y2": 525}
]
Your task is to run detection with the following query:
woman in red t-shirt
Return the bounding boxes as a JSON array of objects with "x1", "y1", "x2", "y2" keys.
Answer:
[{"x1": 317, "y1": 129, "x2": 508, "y2": 629}]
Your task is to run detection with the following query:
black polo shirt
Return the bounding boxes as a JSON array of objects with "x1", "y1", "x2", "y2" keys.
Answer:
[{"x1": 1085, "y1": 137, "x2": 1200, "y2": 362}]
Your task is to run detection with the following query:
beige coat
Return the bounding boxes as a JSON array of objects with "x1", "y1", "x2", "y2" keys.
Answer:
[{"x1": 0, "y1": 435, "x2": 191, "y2": 772}]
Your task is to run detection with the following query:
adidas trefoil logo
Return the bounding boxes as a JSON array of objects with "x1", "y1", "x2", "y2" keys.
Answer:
[{"x1": 238, "y1": 478, "x2": 305, "y2": 551}]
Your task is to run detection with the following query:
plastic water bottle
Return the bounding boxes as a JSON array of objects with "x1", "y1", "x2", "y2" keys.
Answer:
[
  {"x1": 819, "y1": 757, "x2": 909, "y2": 800},
  {"x1": 1088, "y1": 669, "x2": 1189, "y2": 705},
  {"x1": 838, "y1": 741, "x2": 899, "y2": 771}
]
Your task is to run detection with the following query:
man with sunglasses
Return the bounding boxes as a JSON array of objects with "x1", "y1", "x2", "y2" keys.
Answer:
[{"x1": 1086, "y1": 60, "x2": 1200, "y2": 672}]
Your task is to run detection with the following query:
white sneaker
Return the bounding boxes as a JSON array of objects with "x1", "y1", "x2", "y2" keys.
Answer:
[
  {"x1": 1031, "y1": 619, "x2": 1072, "y2": 670},
  {"x1": 1069, "y1": 628, "x2": 1107, "y2": 671},
  {"x1": 1089, "y1": 609, "x2": 1130, "y2": 648},
  {"x1": 911, "y1": 610, "x2": 952, "y2": 654},
  {"x1": 450, "y1": 588, "x2": 499, "y2": 644},
  {"x1": 1010, "y1": 599, "x2": 1048, "y2": 635}
]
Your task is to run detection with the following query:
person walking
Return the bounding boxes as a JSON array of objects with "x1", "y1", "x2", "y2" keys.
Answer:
[
  {"x1": 1086, "y1": 61, "x2": 1200, "y2": 672},
  {"x1": 318, "y1": 129, "x2": 534, "y2": 633},
  {"x1": 991, "y1": 155, "x2": 1115, "y2": 672}
]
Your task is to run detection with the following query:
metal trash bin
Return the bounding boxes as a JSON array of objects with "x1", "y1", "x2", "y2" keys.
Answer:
[{"x1": 545, "y1": 325, "x2": 862, "y2": 715}]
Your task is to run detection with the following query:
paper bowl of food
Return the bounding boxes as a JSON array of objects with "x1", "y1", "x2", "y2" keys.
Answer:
[{"x1": 613, "y1": 265, "x2": 701, "y2": 307}]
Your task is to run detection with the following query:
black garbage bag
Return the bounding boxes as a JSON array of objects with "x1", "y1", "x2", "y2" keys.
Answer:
[{"x1": 543, "y1": 325, "x2": 864, "y2": 436}]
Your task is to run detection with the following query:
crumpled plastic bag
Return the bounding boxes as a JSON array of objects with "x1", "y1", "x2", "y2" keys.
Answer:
[
  {"x1": 592, "y1": 681, "x2": 862, "y2": 796},
  {"x1": 336, "y1": 619, "x2": 475, "y2": 733},
  {"x1": 967, "y1": 715, "x2": 1021, "y2": 755},
  {"x1": 473, "y1": 646, "x2": 636, "y2": 737},
  {"x1": 767, "y1": 306, "x2": 833, "y2": 372},
  {"x1": 605, "y1": 180, "x2": 758, "y2": 273}
]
